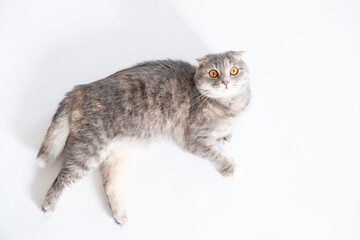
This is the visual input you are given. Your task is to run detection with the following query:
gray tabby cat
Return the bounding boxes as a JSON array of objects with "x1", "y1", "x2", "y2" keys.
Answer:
[{"x1": 37, "y1": 50, "x2": 250, "y2": 225}]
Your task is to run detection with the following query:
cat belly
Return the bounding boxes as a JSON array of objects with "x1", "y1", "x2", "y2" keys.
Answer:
[{"x1": 98, "y1": 137, "x2": 148, "y2": 164}]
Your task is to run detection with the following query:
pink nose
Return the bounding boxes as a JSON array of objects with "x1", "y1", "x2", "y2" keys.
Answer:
[{"x1": 222, "y1": 80, "x2": 229, "y2": 86}]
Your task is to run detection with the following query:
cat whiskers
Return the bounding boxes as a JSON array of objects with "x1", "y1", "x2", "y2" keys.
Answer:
[
  {"x1": 191, "y1": 92, "x2": 205, "y2": 106},
  {"x1": 194, "y1": 94, "x2": 209, "y2": 113},
  {"x1": 199, "y1": 96, "x2": 209, "y2": 112}
]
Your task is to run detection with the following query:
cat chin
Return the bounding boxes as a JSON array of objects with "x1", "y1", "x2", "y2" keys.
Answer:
[
  {"x1": 198, "y1": 80, "x2": 249, "y2": 100},
  {"x1": 201, "y1": 87, "x2": 243, "y2": 100}
]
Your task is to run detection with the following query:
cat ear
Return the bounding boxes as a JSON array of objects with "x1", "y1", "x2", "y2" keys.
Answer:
[
  {"x1": 232, "y1": 51, "x2": 245, "y2": 60},
  {"x1": 196, "y1": 56, "x2": 209, "y2": 67}
]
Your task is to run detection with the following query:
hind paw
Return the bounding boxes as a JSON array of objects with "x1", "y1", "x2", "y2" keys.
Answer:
[{"x1": 41, "y1": 204, "x2": 54, "y2": 216}]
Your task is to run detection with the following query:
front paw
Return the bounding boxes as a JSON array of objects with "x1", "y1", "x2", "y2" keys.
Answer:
[{"x1": 217, "y1": 161, "x2": 236, "y2": 177}]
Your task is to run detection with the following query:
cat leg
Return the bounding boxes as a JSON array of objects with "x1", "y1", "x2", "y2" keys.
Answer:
[
  {"x1": 41, "y1": 158, "x2": 99, "y2": 216},
  {"x1": 41, "y1": 136, "x2": 101, "y2": 216},
  {"x1": 185, "y1": 137, "x2": 236, "y2": 176},
  {"x1": 101, "y1": 153, "x2": 130, "y2": 225},
  {"x1": 218, "y1": 133, "x2": 233, "y2": 145}
]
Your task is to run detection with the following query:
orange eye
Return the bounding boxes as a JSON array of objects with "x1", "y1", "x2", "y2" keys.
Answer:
[
  {"x1": 230, "y1": 67, "x2": 239, "y2": 75},
  {"x1": 209, "y1": 70, "x2": 219, "y2": 78}
]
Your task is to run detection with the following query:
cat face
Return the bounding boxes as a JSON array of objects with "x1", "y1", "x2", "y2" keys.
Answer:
[{"x1": 194, "y1": 51, "x2": 249, "y2": 99}]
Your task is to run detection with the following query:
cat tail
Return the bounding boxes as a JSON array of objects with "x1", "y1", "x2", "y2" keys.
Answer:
[{"x1": 36, "y1": 95, "x2": 72, "y2": 168}]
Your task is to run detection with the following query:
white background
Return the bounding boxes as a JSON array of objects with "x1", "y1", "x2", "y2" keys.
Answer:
[{"x1": 1, "y1": 0, "x2": 359, "y2": 239}]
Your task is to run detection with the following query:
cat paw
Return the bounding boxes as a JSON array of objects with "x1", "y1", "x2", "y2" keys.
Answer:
[
  {"x1": 219, "y1": 137, "x2": 230, "y2": 145},
  {"x1": 217, "y1": 161, "x2": 236, "y2": 177},
  {"x1": 114, "y1": 212, "x2": 128, "y2": 226},
  {"x1": 218, "y1": 135, "x2": 232, "y2": 145},
  {"x1": 41, "y1": 203, "x2": 55, "y2": 216}
]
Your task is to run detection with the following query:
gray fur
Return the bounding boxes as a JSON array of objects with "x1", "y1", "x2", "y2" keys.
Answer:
[{"x1": 37, "y1": 50, "x2": 251, "y2": 224}]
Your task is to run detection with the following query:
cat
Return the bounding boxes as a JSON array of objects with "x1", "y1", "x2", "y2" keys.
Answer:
[{"x1": 37, "y1": 50, "x2": 251, "y2": 225}]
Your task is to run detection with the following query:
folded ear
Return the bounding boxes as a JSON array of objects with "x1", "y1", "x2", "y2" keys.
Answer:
[
  {"x1": 231, "y1": 51, "x2": 245, "y2": 60},
  {"x1": 196, "y1": 56, "x2": 210, "y2": 67}
]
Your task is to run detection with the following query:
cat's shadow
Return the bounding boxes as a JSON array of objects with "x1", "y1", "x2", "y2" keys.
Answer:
[{"x1": 20, "y1": 0, "x2": 210, "y2": 216}]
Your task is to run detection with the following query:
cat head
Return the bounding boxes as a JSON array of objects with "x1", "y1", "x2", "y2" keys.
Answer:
[{"x1": 194, "y1": 51, "x2": 249, "y2": 99}]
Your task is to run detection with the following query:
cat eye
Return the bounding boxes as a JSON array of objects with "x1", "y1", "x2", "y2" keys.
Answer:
[
  {"x1": 209, "y1": 70, "x2": 219, "y2": 78},
  {"x1": 230, "y1": 67, "x2": 239, "y2": 75}
]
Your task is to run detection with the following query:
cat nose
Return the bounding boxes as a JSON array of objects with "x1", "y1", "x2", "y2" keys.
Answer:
[{"x1": 222, "y1": 80, "x2": 229, "y2": 87}]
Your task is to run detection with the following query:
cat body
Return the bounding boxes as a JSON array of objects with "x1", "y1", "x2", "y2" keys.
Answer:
[{"x1": 37, "y1": 51, "x2": 250, "y2": 225}]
